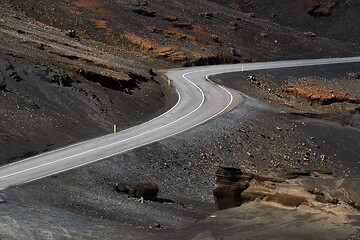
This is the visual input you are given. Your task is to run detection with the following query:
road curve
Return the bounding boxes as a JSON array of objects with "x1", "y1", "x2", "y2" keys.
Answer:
[{"x1": 1, "y1": 57, "x2": 360, "y2": 189}]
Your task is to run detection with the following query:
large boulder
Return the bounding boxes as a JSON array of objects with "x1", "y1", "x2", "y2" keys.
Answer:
[
  {"x1": 129, "y1": 182, "x2": 159, "y2": 201},
  {"x1": 213, "y1": 166, "x2": 309, "y2": 210}
]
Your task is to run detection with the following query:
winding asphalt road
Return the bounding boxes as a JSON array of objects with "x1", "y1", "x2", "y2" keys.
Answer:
[{"x1": 1, "y1": 57, "x2": 360, "y2": 190}]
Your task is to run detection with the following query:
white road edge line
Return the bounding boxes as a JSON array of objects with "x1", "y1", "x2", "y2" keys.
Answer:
[
  {"x1": 0, "y1": 88, "x2": 182, "y2": 170},
  {"x1": 7, "y1": 72, "x2": 235, "y2": 187},
  {"x1": 0, "y1": 69, "x2": 210, "y2": 180},
  {"x1": 4, "y1": 57, "x2": 360, "y2": 171},
  {"x1": 6, "y1": 56, "x2": 360, "y2": 186}
]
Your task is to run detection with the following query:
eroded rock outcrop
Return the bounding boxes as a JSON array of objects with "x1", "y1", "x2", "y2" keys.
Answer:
[
  {"x1": 213, "y1": 165, "x2": 253, "y2": 210},
  {"x1": 214, "y1": 165, "x2": 360, "y2": 213},
  {"x1": 123, "y1": 33, "x2": 187, "y2": 62},
  {"x1": 284, "y1": 85, "x2": 356, "y2": 105}
]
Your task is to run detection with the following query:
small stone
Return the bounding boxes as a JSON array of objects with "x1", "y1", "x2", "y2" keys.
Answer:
[
  {"x1": 230, "y1": 21, "x2": 239, "y2": 30},
  {"x1": 203, "y1": 12, "x2": 214, "y2": 19},
  {"x1": 311, "y1": 187, "x2": 322, "y2": 195},
  {"x1": 115, "y1": 183, "x2": 130, "y2": 194},
  {"x1": 246, "y1": 151, "x2": 253, "y2": 157},
  {"x1": 66, "y1": 30, "x2": 76, "y2": 38},
  {"x1": 211, "y1": 35, "x2": 220, "y2": 43},
  {"x1": 329, "y1": 198, "x2": 339, "y2": 204},
  {"x1": 347, "y1": 72, "x2": 360, "y2": 79},
  {"x1": 245, "y1": 12, "x2": 255, "y2": 18},
  {"x1": 154, "y1": 223, "x2": 161, "y2": 228},
  {"x1": 304, "y1": 31, "x2": 316, "y2": 37}
]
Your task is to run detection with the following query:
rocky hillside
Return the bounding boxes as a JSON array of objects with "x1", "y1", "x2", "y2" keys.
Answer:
[
  {"x1": 3, "y1": 0, "x2": 360, "y2": 63},
  {"x1": 1, "y1": 0, "x2": 359, "y2": 163},
  {"x1": 0, "y1": 1, "x2": 359, "y2": 238},
  {"x1": 210, "y1": 0, "x2": 360, "y2": 44}
]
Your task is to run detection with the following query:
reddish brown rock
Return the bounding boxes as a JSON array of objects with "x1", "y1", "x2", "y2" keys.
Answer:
[
  {"x1": 284, "y1": 85, "x2": 351, "y2": 105},
  {"x1": 123, "y1": 33, "x2": 155, "y2": 51}
]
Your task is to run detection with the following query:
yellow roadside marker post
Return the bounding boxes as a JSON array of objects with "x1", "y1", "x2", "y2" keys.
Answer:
[
  {"x1": 168, "y1": 79, "x2": 171, "y2": 86},
  {"x1": 114, "y1": 124, "x2": 117, "y2": 133}
]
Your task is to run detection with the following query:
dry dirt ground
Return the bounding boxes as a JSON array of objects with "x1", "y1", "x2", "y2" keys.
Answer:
[{"x1": 0, "y1": 0, "x2": 359, "y2": 239}]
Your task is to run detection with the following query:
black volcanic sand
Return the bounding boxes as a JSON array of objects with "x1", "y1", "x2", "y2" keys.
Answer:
[
  {"x1": 210, "y1": 0, "x2": 360, "y2": 44},
  {"x1": 212, "y1": 62, "x2": 360, "y2": 176},
  {"x1": 0, "y1": 64, "x2": 359, "y2": 239},
  {"x1": 0, "y1": 53, "x2": 176, "y2": 165}
]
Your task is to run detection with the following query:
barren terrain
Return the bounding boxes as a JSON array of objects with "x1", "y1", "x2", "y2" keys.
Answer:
[{"x1": 0, "y1": 0, "x2": 359, "y2": 239}]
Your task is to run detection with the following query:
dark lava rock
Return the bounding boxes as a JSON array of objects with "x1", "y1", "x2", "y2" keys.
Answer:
[
  {"x1": 213, "y1": 165, "x2": 253, "y2": 210},
  {"x1": 210, "y1": 35, "x2": 220, "y2": 43},
  {"x1": 229, "y1": 21, "x2": 239, "y2": 30},
  {"x1": 149, "y1": 68, "x2": 157, "y2": 76},
  {"x1": 173, "y1": 22, "x2": 192, "y2": 29},
  {"x1": 283, "y1": 168, "x2": 311, "y2": 179},
  {"x1": 115, "y1": 183, "x2": 130, "y2": 194},
  {"x1": 202, "y1": 12, "x2": 214, "y2": 19},
  {"x1": 347, "y1": 72, "x2": 360, "y2": 79},
  {"x1": 129, "y1": 182, "x2": 159, "y2": 201},
  {"x1": 9, "y1": 70, "x2": 22, "y2": 82},
  {"x1": 132, "y1": 8, "x2": 156, "y2": 17},
  {"x1": 306, "y1": 0, "x2": 337, "y2": 16},
  {"x1": 130, "y1": 0, "x2": 148, "y2": 7},
  {"x1": 66, "y1": 30, "x2": 76, "y2": 38},
  {"x1": 0, "y1": 77, "x2": 6, "y2": 91}
]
